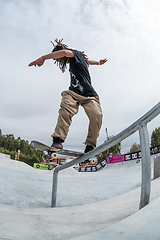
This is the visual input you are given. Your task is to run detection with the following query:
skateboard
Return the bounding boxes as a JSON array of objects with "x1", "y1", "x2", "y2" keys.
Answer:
[
  {"x1": 31, "y1": 140, "x2": 84, "y2": 158},
  {"x1": 31, "y1": 140, "x2": 101, "y2": 167}
]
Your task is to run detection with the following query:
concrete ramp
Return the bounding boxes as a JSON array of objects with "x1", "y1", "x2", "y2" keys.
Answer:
[
  {"x1": 70, "y1": 192, "x2": 160, "y2": 240},
  {"x1": 0, "y1": 156, "x2": 160, "y2": 239},
  {"x1": 0, "y1": 158, "x2": 143, "y2": 208}
]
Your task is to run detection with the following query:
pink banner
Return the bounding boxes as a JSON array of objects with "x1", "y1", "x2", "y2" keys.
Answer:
[{"x1": 106, "y1": 154, "x2": 125, "y2": 163}]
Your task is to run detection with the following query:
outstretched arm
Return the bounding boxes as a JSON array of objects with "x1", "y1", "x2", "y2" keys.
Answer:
[
  {"x1": 28, "y1": 50, "x2": 74, "y2": 67},
  {"x1": 88, "y1": 58, "x2": 107, "y2": 65}
]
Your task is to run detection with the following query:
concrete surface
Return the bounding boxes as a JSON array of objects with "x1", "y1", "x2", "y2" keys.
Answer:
[
  {"x1": 0, "y1": 155, "x2": 160, "y2": 239},
  {"x1": 154, "y1": 156, "x2": 160, "y2": 179}
]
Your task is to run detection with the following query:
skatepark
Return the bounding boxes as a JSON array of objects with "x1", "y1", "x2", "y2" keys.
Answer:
[
  {"x1": 0, "y1": 152, "x2": 160, "y2": 240},
  {"x1": 1, "y1": 103, "x2": 160, "y2": 239}
]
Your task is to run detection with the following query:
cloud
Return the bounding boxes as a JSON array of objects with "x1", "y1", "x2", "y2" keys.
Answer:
[{"x1": 0, "y1": 0, "x2": 160, "y2": 153}]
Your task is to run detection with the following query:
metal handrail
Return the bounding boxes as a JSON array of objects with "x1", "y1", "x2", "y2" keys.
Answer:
[{"x1": 51, "y1": 102, "x2": 160, "y2": 208}]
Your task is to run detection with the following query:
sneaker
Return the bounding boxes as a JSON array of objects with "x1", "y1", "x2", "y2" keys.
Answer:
[
  {"x1": 85, "y1": 145, "x2": 101, "y2": 157},
  {"x1": 79, "y1": 145, "x2": 94, "y2": 166},
  {"x1": 84, "y1": 145, "x2": 94, "y2": 153},
  {"x1": 51, "y1": 137, "x2": 63, "y2": 149}
]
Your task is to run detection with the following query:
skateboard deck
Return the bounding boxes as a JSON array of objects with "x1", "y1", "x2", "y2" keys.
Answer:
[{"x1": 31, "y1": 140, "x2": 84, "y2": 157}]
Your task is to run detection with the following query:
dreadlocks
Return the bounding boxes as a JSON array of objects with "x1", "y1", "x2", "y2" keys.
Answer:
[{"x1": 50, "y1": 38, "x2": 88, "y2": 73}]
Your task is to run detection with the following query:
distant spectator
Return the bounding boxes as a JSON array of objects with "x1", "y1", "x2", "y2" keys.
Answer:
[
  {"x1": 109, "y1": 152, "x2": 112, "y2": 162},
  {"x1": 47, "y1": 159, "x2": 51, "y2": 170},
  {"x1": 17, "y1": 149, "x2": 21, "y2": 161}
]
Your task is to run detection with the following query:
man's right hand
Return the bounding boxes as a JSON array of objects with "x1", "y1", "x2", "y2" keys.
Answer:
[{"x1": 28, "y1": 56, "x2": 45, "y2": 67}]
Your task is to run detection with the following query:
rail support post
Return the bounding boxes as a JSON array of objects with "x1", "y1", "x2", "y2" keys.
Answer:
[
  {"x1": 51, "y1": 169, "x2": 58, "y2": 208},
  {"x1": 138, "y1": 122, "x2": 151, "y2": 209}
]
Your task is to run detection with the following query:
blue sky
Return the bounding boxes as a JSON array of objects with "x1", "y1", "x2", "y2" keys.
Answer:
[{"x1": 0, "y1": 0, "x2": 160, "y2": 153}]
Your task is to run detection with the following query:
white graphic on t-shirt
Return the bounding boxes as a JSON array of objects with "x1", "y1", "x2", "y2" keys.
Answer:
[{"x1": 70, "y1": 72, "x2": 84, "y2": 93}]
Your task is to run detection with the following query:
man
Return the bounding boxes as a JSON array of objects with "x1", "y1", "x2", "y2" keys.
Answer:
[
  {"x1": 29, "y1": 39, "x2": 107, "y2": 155},
  {"x1": 17, "y1": 149, "x2": 21, "y2": 161}
]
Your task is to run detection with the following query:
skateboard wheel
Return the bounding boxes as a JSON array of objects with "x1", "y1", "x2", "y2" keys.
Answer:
[
  {"x1": 51, "y1": 152, "x2": 57, "y2": 159},
  {"x1": 42, "y1": 154, "x2": 47, "y2": 161},
  {"x1": 90, "y1": 159, "x2": 96, "y2": 164}
]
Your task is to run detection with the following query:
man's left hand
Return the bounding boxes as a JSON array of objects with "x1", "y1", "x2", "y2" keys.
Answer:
[{"x1": 99, "y1": 58, "x2": 107, "y2": 65}]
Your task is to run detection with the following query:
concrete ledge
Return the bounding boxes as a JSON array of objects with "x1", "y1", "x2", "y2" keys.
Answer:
[
  {"x1": 0, "y1": 152, "x2": 10, "y2": 159},
  {"x1": 73, "y1": 194, "x2": 160, "y2": 240},
  {"x1": 154, "y1": 156, "x2": 160, "y2": 179}
]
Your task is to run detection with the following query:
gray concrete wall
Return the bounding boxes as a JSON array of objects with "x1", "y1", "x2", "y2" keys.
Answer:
[{"x1": 154, "y1": 156, "x2": 160, "y2": 179}]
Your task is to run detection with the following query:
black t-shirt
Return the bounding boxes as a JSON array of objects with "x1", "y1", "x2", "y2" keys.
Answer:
[{"x1": 69, "y1": 50, "x2": 98, "y2": 97}]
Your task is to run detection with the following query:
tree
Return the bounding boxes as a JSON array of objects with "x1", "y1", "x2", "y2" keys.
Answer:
[
  {"x1": 151, "y1": 127, "x2": 160, "y2": 147},
  {"x1": 6, "y1": 134, "x2": 15, "y2": 151},
  {"x1": 108, "y1": 136, "x2": 121, "y2": 155},
  {"x1": 130, "y1": 142, "x2": 141, "y2": 153},
  {"x1": 97, "y1": 135, "x2": 121, "y2": 163},
  {"x1": 0, "y1": 129, "x2": 2, "y2": 145},
  {"x1": 0, "y1": 130, "x2": 43, "y2": 166}
]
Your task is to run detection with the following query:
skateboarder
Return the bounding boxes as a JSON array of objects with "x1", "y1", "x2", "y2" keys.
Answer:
[{"x1": 29, "y1": 39, "x2": 107, "y2": 154}]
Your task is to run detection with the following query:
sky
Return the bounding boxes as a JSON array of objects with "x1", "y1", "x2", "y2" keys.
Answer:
[{"x1": 0, "y1": 0, "x2": 160, "y2": 154}]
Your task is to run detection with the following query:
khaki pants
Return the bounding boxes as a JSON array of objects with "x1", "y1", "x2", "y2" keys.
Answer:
[{"x1": 51, "y1": 90, "x2": 103, "y2": 148}]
